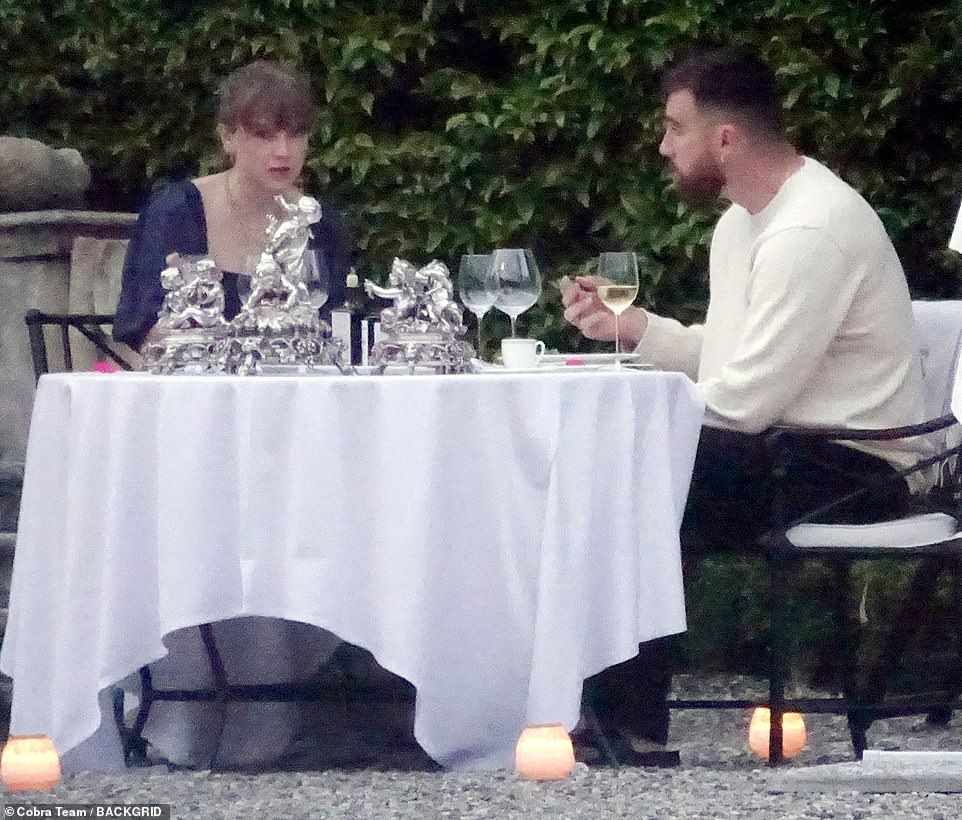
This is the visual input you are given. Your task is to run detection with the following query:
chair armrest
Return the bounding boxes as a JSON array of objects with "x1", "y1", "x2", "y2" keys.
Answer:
[
  {"x1": 765, "y1": 414, "x2": 959, "y2": 444},
  {"x1": 25, "y1": 309, "x2": 117, "y2": 325},
  {"x1": 24, "y1": 310, "x2": 134, "y2": 378},
  {"x1": 759, "y1": 416, "x2": 962, "y2": 551}
]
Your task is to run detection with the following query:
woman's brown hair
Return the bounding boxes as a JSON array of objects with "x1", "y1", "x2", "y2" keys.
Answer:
[{"x1": 216, "y1": 60, "x2": 314, "y2": 136}]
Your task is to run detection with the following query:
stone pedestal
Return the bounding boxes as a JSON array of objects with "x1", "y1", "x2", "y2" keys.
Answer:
[
  {"x1": 771, "y1": 750, "x2": 962, "y2": 793},
  {"x1": 0, "y1": 210, "x2": 136, "y2": 515}
]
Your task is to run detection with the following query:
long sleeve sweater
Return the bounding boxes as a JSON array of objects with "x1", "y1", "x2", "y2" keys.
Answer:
[{"x1": 636, "y1": 157, "x2": 928, "y2": 472}]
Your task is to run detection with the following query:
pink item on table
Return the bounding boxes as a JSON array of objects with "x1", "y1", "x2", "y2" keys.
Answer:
[{"x1": 91, "y1": 361, "x2": 120, "y2": 374}]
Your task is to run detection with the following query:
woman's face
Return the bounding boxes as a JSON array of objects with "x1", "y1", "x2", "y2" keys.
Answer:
[{"x1": 221, "y1": 121, "x2": 309, "y2": 193}]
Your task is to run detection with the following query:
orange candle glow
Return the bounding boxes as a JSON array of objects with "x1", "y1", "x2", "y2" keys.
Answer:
[
  {"x1": 1, "y1": 735, "x2": 61, "y2": 792},
  {"x1": 748, "y1": 707, "x2": 807, "y2": 760},
  {"x1": 515, "y1": 724, "x2": 576, "y2": 780}
]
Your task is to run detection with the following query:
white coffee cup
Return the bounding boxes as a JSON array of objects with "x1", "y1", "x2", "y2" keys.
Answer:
[{"x1": 501, "y1": 338, "x2": 546, "y2": 369}]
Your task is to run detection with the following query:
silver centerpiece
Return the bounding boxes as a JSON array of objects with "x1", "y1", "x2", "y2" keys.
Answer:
[
  {"x1": 364, "y1": 258, "x2": 475, "y2": 373},
  {"x1": 224, "y1": 194, "x2": 345, "y2": 375},
  {"x1": 143, "y1": 255, "x2": 229, "y2": 374}
]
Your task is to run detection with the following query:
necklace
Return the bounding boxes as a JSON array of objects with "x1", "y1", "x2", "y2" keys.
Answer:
[{"x1": 224, "y1": 172, "x2": 277, "y2": 250}]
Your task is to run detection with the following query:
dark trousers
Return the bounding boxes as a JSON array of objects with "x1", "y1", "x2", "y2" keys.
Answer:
[{"x1": 582, "y1": 426, "x2": 916, "y2": 744}]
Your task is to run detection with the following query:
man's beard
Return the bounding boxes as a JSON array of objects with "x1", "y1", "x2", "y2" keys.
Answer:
[{"x1": 672, "y1": 154, "x2": 725, "y2": 204}]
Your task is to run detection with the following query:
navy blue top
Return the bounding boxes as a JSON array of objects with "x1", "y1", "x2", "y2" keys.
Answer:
[{"x1": 113, "y1": 179, "x2": 352, "y2": 349}]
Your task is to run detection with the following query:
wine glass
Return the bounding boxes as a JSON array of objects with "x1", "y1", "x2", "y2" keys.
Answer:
[
  {"x1": 457, "y1": 253, "x2": 496, "y2": 358},
  {"x1": 491, "y1": 248, "x2": 541, "y2": 338},
  {"x1": 302, "y1": 246, "x2": 330, "y2": 312},
  {"x1": 235, "y1": 251, "x2": 262, "y2": 306},
  {"x1": 596, "y1": 252, "x2": 639, "y2": 365}
]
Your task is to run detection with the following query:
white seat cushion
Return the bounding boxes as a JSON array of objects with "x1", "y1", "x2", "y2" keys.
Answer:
[
  {"x1": 912, "y1": 300, "x2": 962, "y2": 450},
  {"x1": 786, "y1": 512, "x2": 960, "y2": 550}
]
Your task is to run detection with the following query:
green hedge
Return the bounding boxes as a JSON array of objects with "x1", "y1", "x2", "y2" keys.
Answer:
[
  {"x1": 684, "y1": 555, "x2": 961, "y2": 696},
  {"x1": 3, "y1": 0, "x2": 961, "y2": 353}
]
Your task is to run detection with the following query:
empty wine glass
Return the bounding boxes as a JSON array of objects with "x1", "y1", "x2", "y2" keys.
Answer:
[
  {"x1": 596, "y1": 252, "x2": 639, "y2": 366},
  {"x1": 458, "y1": 253, "x2": 496, "y2": 358},
  {"x1": 302, "y1": 246, "x2": 330, "y2": 311},
  {"x1": 492, "y1": 248, "x2": 541, "y2": 338},
  {"x1": 235, "y1": 251, "x2": 263, "y2": 306}
]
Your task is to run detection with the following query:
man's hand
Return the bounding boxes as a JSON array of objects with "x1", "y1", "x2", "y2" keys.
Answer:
[{"x1": 562, "y1": 276, "x2": 647, "y2": 346}]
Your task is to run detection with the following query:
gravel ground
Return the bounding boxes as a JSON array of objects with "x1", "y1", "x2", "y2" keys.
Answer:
[{"x1": 3, "y1": 675, "x2": 961, "y2": 819}]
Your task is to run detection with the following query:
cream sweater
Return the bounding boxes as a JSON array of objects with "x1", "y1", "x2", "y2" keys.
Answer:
[{"x1": 636, "y1": 157, "x2": 928, "y2": 471}]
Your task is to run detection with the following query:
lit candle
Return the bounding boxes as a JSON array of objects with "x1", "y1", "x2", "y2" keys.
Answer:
[
  {"x1": 346, "y1": 269, "x2": 359, "y2": 288},
  {"x1": 748, "y1": 707, "x2": 807, "y2": 760},
  {"x1": 1, "y1": 735, "x2": 61, "y2": 792},
  {"x1": 514, "y1": 724, "x2": 575, "y2": 780}
]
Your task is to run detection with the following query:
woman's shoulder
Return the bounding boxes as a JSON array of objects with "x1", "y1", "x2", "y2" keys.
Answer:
[{"x1": 139, "y1": 177, "x2": 202, "y2": 219}]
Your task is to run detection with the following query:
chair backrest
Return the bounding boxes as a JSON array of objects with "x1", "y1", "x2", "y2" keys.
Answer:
[
  {"x1": 25, "y1": 310, "x2": 134, "y2": 383},
  {"x1": 68, "y1": 236, "x2": 128, "y2": 312},
  {"x1": 67, "y1": 236, "x2": 139, "y2": 368},
  {"x1": 912, "y1": 300, "x2": 962, "y2": 421},
  {"x1": 25, "y1": 235, "x2": 139, "y2": 381}
]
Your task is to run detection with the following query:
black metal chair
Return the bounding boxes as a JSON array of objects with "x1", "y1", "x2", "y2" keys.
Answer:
[
  {"x1": 24, "y1": 309, "x2": 134, "y2": 381},
  {"x1": 117, "y1": 624, "x2": 419, "y2": 768},
  {"x1": 670, "y1": 300, "x2": 962, "y2": 764}
]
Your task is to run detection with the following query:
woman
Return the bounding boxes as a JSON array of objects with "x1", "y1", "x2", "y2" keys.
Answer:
[
  {"x1": 112, "y1": 61, "x2": 354, "y2": 770},
  {"x1": 113, "y1": 60, "x2": 351, "y2": 351}
]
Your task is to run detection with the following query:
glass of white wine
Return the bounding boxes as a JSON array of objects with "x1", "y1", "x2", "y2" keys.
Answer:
[
  {"x1": 491, "y1": 248, "x2": 542, "y2": 338},
  {"x1": 596, "y1": 252, "x2": 639, "y2": 366},
  {"x1": 457, "y1": 253, "x2": 496, "y2": 358}
]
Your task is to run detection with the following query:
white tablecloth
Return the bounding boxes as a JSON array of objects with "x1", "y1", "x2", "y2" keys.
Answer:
[{"x1": 1, "y1": 368, "x2": 704, "y2": 770}]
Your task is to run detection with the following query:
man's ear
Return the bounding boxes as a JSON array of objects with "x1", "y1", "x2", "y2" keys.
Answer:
[
  {"x1": 718, "y1": 123, "x2": 736, "y2": 149},
  {"x1": 716, "y1": 122, "x2": 739, "y2": 164}
]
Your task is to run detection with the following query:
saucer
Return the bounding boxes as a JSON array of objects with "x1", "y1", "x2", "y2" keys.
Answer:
[
  {"x1": 473, "y1": 363, "x2": 604, "y2": 374},
  {"x1": 541, "y1": 352, "x2": 648, "y2": 367}
]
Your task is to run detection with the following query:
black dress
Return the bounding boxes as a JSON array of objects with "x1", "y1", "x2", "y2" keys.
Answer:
[{"x1": 113, "y1": 179, "x2": 352, "y2": 350}]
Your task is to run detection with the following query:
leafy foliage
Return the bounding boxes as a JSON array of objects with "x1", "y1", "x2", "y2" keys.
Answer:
[
  {"x1": 3, "y1": 0, "x2": 960, "y2": 353},
  {"x1": 684, "y1": 555, "x2": 961, "y2": 695}
]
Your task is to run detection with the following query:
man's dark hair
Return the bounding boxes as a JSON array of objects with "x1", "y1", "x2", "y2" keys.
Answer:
[{"x1": 661, "y1": 48, "x2": 786, "y2": 139}]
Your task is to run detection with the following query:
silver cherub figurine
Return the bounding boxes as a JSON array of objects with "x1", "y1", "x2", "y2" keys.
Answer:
[
  {"x1": 142, "y1": 254, "x2": 229, "y2": 374},
  {"x1": 224, "y1": 193, "x2": 344, "y2": 374},
  {"x1": 156, "y1": 255, "x2": 229, "y2": 333},
  {"x1": 364, "y1": 258, "x2": 466, "y2": 337},
  {"x1": 264, "y1": 194, "x2": 322, "y2": 285},
  {"x1": 364, "y1": 258, "x2": 474, "y2": 373}
]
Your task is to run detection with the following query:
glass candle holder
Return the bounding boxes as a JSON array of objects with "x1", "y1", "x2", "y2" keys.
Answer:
[
  {"x1": 1, "y1": 735, "x2": 61, "y2": 792},
  {"x1": 748, "y1": 707, "x2": 807, "y2": 760},
  {"x1": 514, "y1": 724, "x2": 575, "y2": 780}
]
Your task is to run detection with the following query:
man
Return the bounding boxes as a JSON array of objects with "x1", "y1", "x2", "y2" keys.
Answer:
[{"x1": 563, "y1": 48, "x2": 927, "y2": 766}]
